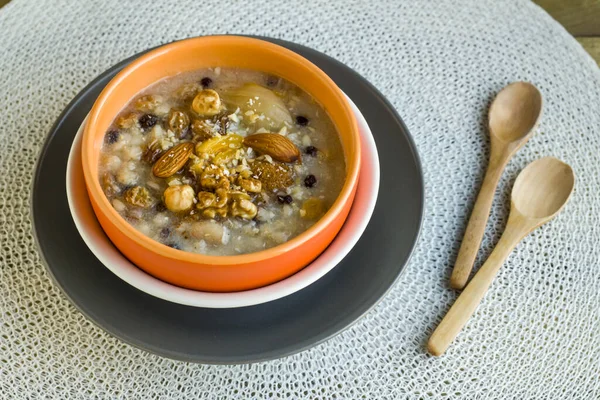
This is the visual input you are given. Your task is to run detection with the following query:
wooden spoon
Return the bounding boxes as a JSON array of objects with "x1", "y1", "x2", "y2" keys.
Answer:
[
  {"x1": 429, "y1": 157, "x2": 574, "y2": 356},
  {"x1": 450, "y1": 82, "x2": 543, "y2": 290}
]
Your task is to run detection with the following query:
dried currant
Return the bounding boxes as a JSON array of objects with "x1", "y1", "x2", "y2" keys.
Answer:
[
  {"x1": 295, "y1": 115, "x2": 309, "y2": 126},
  {"x1": 139, "y1": 114, "x2": 158, "y2": 131},
  {"x1": 200, "y1": 77, "x2": 212, "y2": 88},
  {"x1": 105, "y1": 130, "x2": 119, "y2": 144},
  {"x1": 305, "y1": 146, "x2": 318, "y2": 156},
  {"x1": 277, "y1": 194, "x2": 293, "y2": 204},
  {"x1": 304, "y1": 174, "x2": 317, "y2": 188}
]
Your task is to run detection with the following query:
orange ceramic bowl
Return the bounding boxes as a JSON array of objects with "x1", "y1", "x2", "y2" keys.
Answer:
[{"x1": 81, "y1": 36, "x2": 361, "y2": 292}]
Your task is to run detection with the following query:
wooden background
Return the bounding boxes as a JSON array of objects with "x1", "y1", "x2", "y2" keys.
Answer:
[
  {"x1": 533, "y1": 0, "x2": 600, "y2": 65},
  {"x1": 0, "y1": 0, "x2": 597, "y2": 64}
]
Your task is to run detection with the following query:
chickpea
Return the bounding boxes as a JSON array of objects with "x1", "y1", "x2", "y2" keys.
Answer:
[{"x1": 163, "y1": 185, "x2": 195, "y2": 212}]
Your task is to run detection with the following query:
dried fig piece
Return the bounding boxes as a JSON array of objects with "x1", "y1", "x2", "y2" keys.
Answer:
[{"x1": 251, "y1": 160, "x2": 294, "y2": 192}]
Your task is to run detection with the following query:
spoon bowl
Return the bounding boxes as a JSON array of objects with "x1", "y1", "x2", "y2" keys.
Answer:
[
  {"x1": 429, "y1": 157, "x2": 574, "y2": 356},
  {"x1": 512, "y1": 157, "x2": 575, "y2": 219},
  {"x1": 489, "y1": 82, "x2": 543, "y2": 143}
]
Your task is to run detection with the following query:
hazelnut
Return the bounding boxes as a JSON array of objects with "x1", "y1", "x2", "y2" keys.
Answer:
[{"x1": 163, "y1": 185, "x2": 195, "y2": 212}]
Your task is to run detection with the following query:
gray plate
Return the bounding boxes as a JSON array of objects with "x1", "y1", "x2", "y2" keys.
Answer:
[{"x1": 31, "y1": 37, "x2": 424, "y2": 364}]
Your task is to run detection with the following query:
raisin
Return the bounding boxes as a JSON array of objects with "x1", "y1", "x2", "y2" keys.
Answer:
[
  {"x1": 105, "y1": 130, "x2": 119, "y2": 144},
  {"x1": 200, "y1": 77, "x2": 212, "y2": 88},
  {"x1": 295, "y1": 115, "x2": 309, "y2": 126},
  {"x1": 179, "y1": 129, "x2": 192, "y2": 140},
  {"x1": 304, "y1": 174, "x2": 317, "y2": 188},
  {"x1": 305, "y1": 146, "x2": 318, "y2": 156},
  {"x1": 277, "y1": 194, "x2": 293, "y2": 204},
  {"x1": 139, "y1": 114, "x2": 158, "y2": 131},
  {"x1": 123, "y1": 186, "x2": 153, "y2": 208},
  {"x1": 167, "y1": 109, "x2": 190, "y2": 138},
  {"x1": 143, "y1": 146, "x2": 163, "y2": 163},
  {"x1": 182, "y1": 168, "x2": 197, "y2": 185}
]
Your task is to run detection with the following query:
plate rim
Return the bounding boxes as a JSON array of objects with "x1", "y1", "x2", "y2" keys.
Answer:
[{"x1": 31, "y1": 36, "x2": 425, "y2": 364}]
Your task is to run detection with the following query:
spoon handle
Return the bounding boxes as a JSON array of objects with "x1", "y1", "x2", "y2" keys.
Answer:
[
  {"x1": 428, "y1": 220, "x2": 526, "y2": 356},
  {"x1": 450, "y1": 154, "x2": 508, "y2": 289}
]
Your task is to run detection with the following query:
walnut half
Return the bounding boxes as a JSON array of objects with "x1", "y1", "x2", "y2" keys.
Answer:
[{"x1": 230, "y1": 198, "x2": 258, "y2": 219}]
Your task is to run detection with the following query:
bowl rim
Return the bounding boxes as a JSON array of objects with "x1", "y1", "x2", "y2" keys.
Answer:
[
  {"x1": 81, "y1": 35, "x2": 361, "y2": 265},
  {"x1": 69, "y1": 94, "x2": 378, "y2": 307}
]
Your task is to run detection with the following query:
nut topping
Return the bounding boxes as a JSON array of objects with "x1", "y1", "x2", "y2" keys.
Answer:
[
  {"x1": 243, "y1": 133, "x2": 301, "y2": 163},
  {"x1": 152, "y1": 142, "x2": 194, "y2": 178},
  {"x1": 192, "y1": 89, "x2": 221, "y2": 116}
]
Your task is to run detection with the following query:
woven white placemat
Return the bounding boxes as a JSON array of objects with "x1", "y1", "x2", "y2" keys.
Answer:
[{"x1": 1, "y1": 0, "x2": 599, "y2": 398}]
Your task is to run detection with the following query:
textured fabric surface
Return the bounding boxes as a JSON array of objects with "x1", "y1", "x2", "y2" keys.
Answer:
[{"x1": 1, "y1": 0, "x2": 600, "y2": 398}]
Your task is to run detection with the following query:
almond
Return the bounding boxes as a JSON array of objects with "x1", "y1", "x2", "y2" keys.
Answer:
[
  {"x1": 152, "y1": 142, "x2": 194, "y2": 178},
  {"x1": 243, "y1": 133, "x2": 301, "y2": 163}
]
